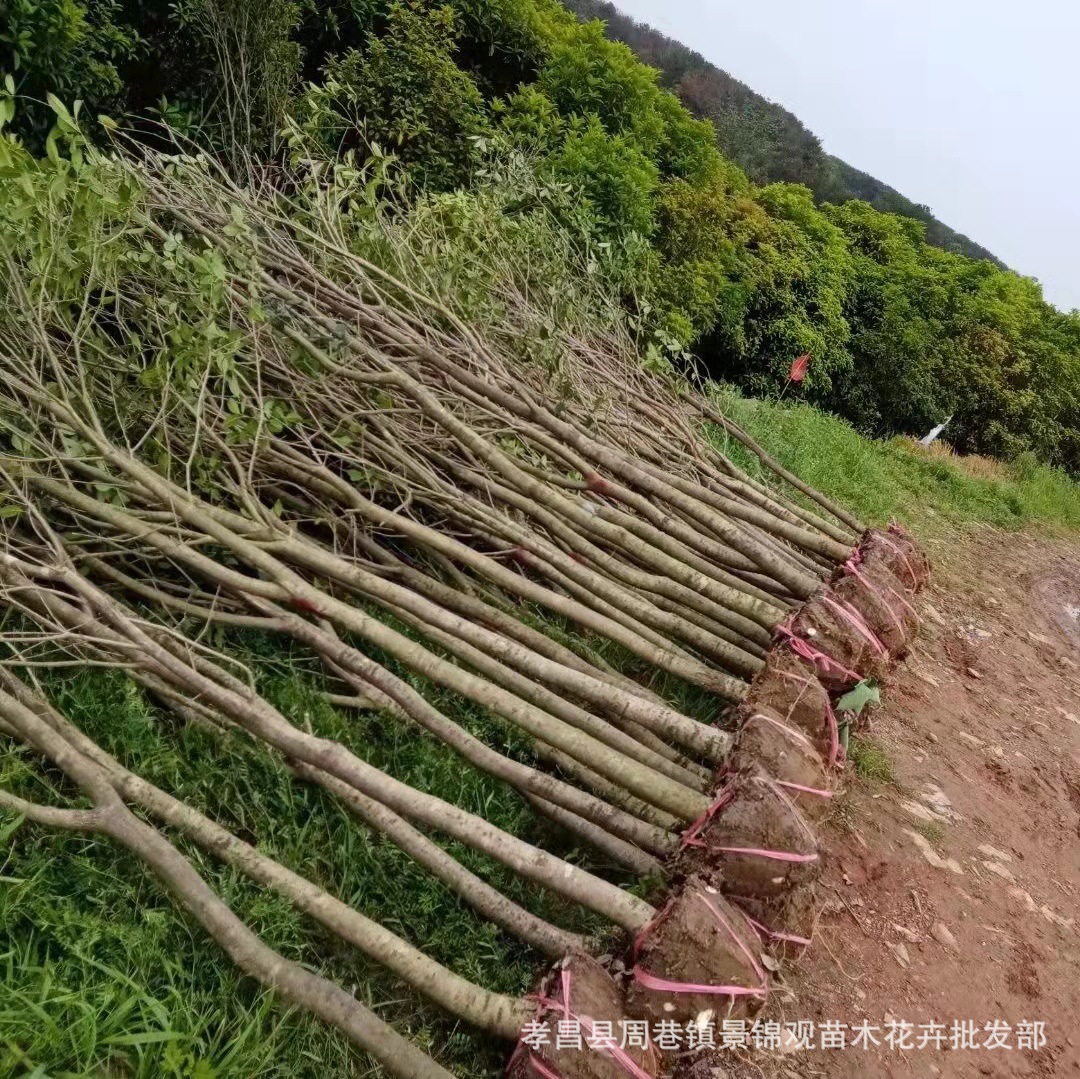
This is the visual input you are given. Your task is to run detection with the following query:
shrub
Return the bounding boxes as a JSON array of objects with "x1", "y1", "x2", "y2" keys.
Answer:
[
  {"x1": 0, "y1": 0, "x2": 139, "y2": 143},
  {"x1": 296, "y1": 1, "x2": 490, "y2": 190}
]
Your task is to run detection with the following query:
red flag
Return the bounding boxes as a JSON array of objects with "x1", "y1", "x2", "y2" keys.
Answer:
[{"x1": 789, "y1": 353, "x2": 811, "y2": 383}]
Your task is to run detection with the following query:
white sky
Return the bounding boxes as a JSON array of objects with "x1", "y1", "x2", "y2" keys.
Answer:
[{"x1": 610, "y1": 0, "x2": 1080, "y2": 312}]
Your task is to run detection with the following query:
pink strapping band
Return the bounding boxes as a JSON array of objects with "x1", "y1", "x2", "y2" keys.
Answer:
[
  {"x1": 742, "y1": 715, "x2": 834, "y2": 793},
  {"x1": 879, "y1": 527, "x2": 919, "y2": 589},
  {"x1": 772, "y1": 662, "x2": 842, "y2": 766},
  {"x1": 702, "y1": 845, "x2": 819, "y2": 863},
  {"x1": 632, "y1": 890, "x2": 768, "y2": 1000},
  {"x1": 678, "y1": 784, "x2": 733, "y2": 851},
  {"x1": 747, "y1": 710, "x2": 817, "y2": 752},
  {"x1": 846, "y1": 549, "x2": 917, "y2": 619},
  {"x1": 775, "y1": 621, "x2": 862, "y2": 683},
  {"x1": 681, "y1": 778, "x2": 819, "y2": 863},
  {"x1": 844, "y1": 561, "x2": 906, "y2": 636},
  {"x1": 821, "y1": 596, "x2": 886, "y2": 656},
  {"x1": 773, "y1": 665, "x2": 817, "y2": 710},
  {"x1": 763, "y1": 777, "x2": 821, "y2": 844},
  {"x1": 775, "y1": 779, "x2": 834, "y2": 798},
  {"x1": 772, "y1": 666, "x2": 841, "y2": 766},
  {"x1": 512, "y1": 968, "x2": 655, "y2": 1079}
]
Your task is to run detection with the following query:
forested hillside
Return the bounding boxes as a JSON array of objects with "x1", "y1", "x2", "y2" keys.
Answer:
[
  {"x1": 2, "y1": 2, "x2": 1079, "y2": 464},
  {"x1": 564, "y1": 0, "x2": 1002, "y2": 265}
]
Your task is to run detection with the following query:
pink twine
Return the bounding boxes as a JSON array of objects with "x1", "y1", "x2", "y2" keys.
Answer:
[
  {"x1": 632, "y1": 890, "x2": 768, "y2": 1000},
  {"x1": 678, "y1": 784, "x2": 733, "y2": 851},
  {"x1": 513, "y1": 968, "x2": 654, "y2": 1079},
  {"x1": 740, "y1": 715, "x2": 834, "y2": 794},
  {"x1": 843, "y1": 561, "x2": 906, "y2": 637},
  {"x1": 701, "y1": 845, "x2": 819, "y2": 863},
  {"x1": 681, "y1": 777, "x2": 819, "y2": 862},
  {"x1": 745, "y1": 711, "x2": 818, "y2": 753},
  {"x1": 847, "y1": 548, "x2": 918, "y2": 614},
  {"x1": 878, "y1": 528, "x2": 919, "y2": 590},
  {"x1": 771, "y1": 663, "x2": 842, "y2": 767},
  {"x1": 775, "y1": 621, "x2": 863, "y2": 683},
  {"x1": 762, "y1": 777, "x2": 820, "y2": 845},
  {"x1": 772, "y1": 665, "x2": 817, "y2": 716},
  {"x1": 821, "y1": 596, "x2": 886, "y2": 656},
  {"x1": 775, "y1": 779, "x2": 834, "y2": 798}
]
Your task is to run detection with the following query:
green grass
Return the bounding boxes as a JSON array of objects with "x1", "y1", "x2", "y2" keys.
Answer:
[
  {"x1": 914, "y1": 819, "x2": 946, "y2": 847},
  {"x1": 0, "y1": 634, "x2": 626, "y2": 1079},
  {"x1": 846, "y1": 736, "x2": 896, "y2": 785},
  {"x1": 709, "y1": 385, "x2": 1080, "y2": 535}
]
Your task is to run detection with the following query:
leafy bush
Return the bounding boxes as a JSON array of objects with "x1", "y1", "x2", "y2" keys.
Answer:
[
  {"x1": 548, "y1": 116, "x2": 657, "y2": 235},
  {"x1": 0, "y1": 0, "x2": 139, "y2": 141},
  {"x1": 296, "y1": 2, "x2": 490, "y2": 189}
]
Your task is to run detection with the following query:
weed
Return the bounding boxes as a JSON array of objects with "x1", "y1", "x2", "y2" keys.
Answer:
[
  {"x1": 848, "y1": 736, "x2": 896, "y2": 785},
  {"x1": 915, "y1": 819, "x2": 946, "y2": 847},
  {"x1": 0, "y1": 644, "x2": 613, "y2": 1078}
]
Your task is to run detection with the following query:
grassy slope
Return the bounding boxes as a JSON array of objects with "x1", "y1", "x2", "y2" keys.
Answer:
[
  {"x1": 711, "y1": 385, "x2": 1080, "y2": 536},
  {"x1": 2, "y1": 390, "x2": 1078, "y2": 1079}
]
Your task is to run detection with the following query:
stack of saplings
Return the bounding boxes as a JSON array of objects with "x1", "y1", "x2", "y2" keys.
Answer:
[{"x1": 0, "y1": 143, "x2": 926, "y2": 1078}]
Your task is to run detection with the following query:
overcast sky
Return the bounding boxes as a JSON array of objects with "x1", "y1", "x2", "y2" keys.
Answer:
[{"x1": 611, "y1": 0, "x2": 1080, "y2": 312}]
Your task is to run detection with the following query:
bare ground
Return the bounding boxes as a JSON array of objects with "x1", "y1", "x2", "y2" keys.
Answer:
[{"x1": 689, "y1": 523, "x2": 1080, "y2": 1079}]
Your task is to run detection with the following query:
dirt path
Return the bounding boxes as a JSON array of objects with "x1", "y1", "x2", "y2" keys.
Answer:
[{"x1": 704, "y1": 524, "x2": 1080, "y2": 1079}]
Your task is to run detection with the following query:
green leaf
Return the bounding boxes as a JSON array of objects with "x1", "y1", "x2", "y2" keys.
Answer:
[
  {"x1": 46, "y1": 93, "x2": 69, "y2": 121},
  {"x1": 0, "y1": 812, "x2": 25, "y2": 846},
  {"x1": 837, "y1": 679, "x2": 880, "y2": 716}
]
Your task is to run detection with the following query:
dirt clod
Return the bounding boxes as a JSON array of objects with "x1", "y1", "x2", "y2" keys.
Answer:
[
  {"x1": 508, "y1": 954, "x2": 660, "y2": 1079},
  {"x1": 681, "y1": 776, "x2": 821, "y2": 899},
  {"x1": 627, "y1": 877, "x2": 766, "y2": 1029}
]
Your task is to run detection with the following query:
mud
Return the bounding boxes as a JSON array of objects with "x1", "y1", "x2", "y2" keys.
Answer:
[
  {"x1": 746, "y1": 650, "x2": 835, "y2": 756},
  {"x1": 728, "y1": 709, "x2": 832, "y2": 819}
]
